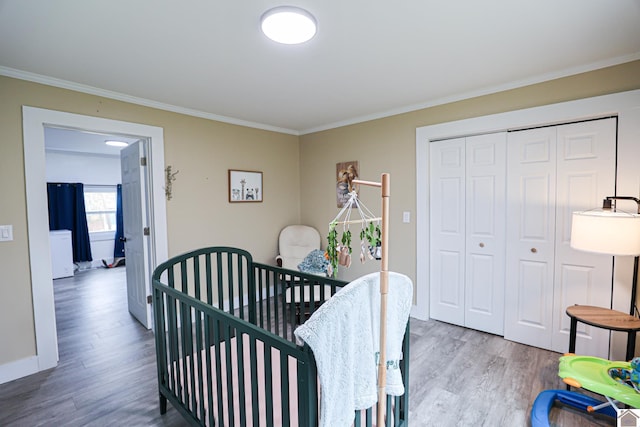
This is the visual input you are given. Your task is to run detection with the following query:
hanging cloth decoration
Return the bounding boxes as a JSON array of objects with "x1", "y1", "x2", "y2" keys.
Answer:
[{"x1": 326, "y1": 190, "x2": 381, "y2": 277}]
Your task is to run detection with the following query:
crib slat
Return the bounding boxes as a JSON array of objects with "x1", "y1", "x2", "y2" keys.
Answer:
[
  {"x1": 264, "y1": 341, "x2": 274, "y2": 426},
  {"x1": 354, "y1": 411, "x2": 362, "y2": 427},
  {"x1": 224, "y1": 325, "x2": 235, "y2": 426},
  {"x1": 180, "y1": 259, "x2": 188, "y2": 294},
  {"x1": 393, "y1": 395, "x2": 400, "y2": 427},
  {"x1": 235, "y1": 332, "x2": 247, "y2": 427},
  {"x1": 167, "y1": 294, "x2": 180, "y2": 395},
  {"x1": 193, "y1": 254, "x2": 201, "y2": 300},
  {"x1": 185, "y1": 302, "x2": 198, "y2": 413},
  {"x1": 256, "y1": 269, "x2": 262, "y2": 328},
  {"x1": 206, "y1": 253, "x2": 213, "y2": 305},
  {"x1": 237, "y1": 254, "x2": 245, "y2": 320},
  {"x1": 227, "y1": 253, "x2": 234, "y2": 315},
  {"x1": 249, "y1": 336, "x2": 260, "y2": 426},
  {"x1": 204, "y1": 313, "x2": 215, "y2": 426},
  {"x1": 216, "y1": 252, "x2": 224, "y2": 310},
  {"x1": 280, "y1": 353, "x2": 290, "y2": 427},
  {"x1": 212, "y1": 318, "x2": 225, "y2": 427},
  {"x1": 194, "y1": 309, "x2": 206, "y2": 422},
  {"x1": 153, "y1": 288, "x2": 168, "y2": 414}
]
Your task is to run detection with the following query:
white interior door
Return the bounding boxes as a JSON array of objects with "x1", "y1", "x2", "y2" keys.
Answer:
[
  {"x1": 465, "y1": 133, "x2": 506, "y2": 335},
  {"x1": 505, "y1": 118, "x2": 617, "y2": 355},
  {"x1": 120, "y1": 140, "x2": 152, "y2": 329},
  {"x1": 429, "y1": 138, "x2": 466, "y2": 326},
  {"x1": 504, "y1": 127, "x2": 557, "y2": 349},
  {"x1": 551, "y1": 118, "x2": 616, "y2": 356},
  {"x1": 430, "y1": 133, "x2": 507, "y2": 334}
]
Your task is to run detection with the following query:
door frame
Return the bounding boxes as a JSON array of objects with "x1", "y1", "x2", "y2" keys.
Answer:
[
  {"x1": 414, "y1": 89, "x2": 640, "y2": 342},
  {"x1": 22, "y1": 106, "x2": 168, "y2": 375}
]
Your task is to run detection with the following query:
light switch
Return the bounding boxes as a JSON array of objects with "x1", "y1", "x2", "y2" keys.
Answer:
[
  {"x1": 402, "y1": 211, "x2": 410, "y2": 223},
  {"x1": 0, "y1": 225, "x2": 13, "y2": 241}
]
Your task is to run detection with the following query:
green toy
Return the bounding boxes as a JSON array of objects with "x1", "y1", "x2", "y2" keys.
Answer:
[{"x1": 558, "y1": 354, "x2": 640, "y2": 409}]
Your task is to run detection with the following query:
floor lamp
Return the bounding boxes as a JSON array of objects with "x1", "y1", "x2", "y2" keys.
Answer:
[{"x1": 570, "y1": 196, "x2": 640, "y2": 317}]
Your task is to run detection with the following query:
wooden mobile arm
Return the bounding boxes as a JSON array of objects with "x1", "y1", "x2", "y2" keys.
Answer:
[{"x1": 352, "y1": 173, "x2": 390, "y2": 427}]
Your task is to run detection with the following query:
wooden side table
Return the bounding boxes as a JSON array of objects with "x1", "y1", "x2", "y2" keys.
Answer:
[{"x1": 566, "y1": 304, "x2": 640, "y2": 361}]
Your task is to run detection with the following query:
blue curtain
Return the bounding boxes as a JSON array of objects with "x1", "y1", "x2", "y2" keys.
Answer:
[
  {"x1": 114, "y1": 184, "x2": 125, "y2": 259},
  {"x1": 47, "y1": 183, "x2": 93, "y2": 263}
]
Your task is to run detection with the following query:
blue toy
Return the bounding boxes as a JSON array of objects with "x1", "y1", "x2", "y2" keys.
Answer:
[{"x1": 530, "y1": 389, "x2": 617, "y2": 427}]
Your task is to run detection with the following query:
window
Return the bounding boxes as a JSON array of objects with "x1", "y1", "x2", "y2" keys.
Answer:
[{"x1": 84, "y1": 186, "x2": 118, "y2": 233}]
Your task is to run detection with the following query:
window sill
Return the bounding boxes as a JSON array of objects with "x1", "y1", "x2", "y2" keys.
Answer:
[{"x1": 89, "y1": 231, "x2": 116, "y2": 242}]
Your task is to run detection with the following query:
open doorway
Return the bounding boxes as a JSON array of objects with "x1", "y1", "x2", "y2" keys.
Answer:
[
  {"x1": 44, "y1": 127, "x2": 155, "y2": 327},
  {"x1": 44, "y1": 126, "x2": 138, "y2": 270},
  {"x1": 22, "y1": 107, "x2": 168, "y2": 378}
]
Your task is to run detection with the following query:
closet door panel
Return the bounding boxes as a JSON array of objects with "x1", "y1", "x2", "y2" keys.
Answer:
[
  {"x1": 517, "y1": 260, "x2": 550, "y2": 327},
  {"x1": 505, "y1": 128, "x2": 557, "y2": 349},
  {"x1": 430, "y1": 138, "x2": 465, "y2": 326},
  {"x1": 551, "y1": 118, "x2": 616, "y2": 356},
  {"x1": 467, "y1": 253, "x2": 496, "y2": 313},
  {"x1": 465, "y1": 133, "x2": 506, "y2": 334}
]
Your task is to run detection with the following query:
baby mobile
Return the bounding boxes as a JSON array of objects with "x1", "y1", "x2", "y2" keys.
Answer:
[{"x1": 326, "y1": 186, "x2": 382, "y2": 278}]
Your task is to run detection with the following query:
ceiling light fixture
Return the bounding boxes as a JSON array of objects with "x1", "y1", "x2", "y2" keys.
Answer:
[
  {"x1": 261, "y1": 6, "x2": 317, "y2": 45},
  {"x1": 105, "y1": 140, "x2": 129, "y2": 147}
]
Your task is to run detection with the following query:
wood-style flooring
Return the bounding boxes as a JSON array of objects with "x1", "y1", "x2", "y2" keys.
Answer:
[{"x1": 0, "y1": 267, "x2": 615, "y2": 426}]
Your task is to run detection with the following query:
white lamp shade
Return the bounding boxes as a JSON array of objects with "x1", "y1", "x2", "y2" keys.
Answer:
[{"x1": 571, "y1": 211, "x2": 640, "y2": 255}]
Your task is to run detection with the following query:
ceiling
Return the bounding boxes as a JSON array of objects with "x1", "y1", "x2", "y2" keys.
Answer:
[
  {"x1": 43, "y1": 127, "x2": 140, "y2": 156},
  {"x1": 1, "y1": 1, "x2": 639, "y2": 135}
]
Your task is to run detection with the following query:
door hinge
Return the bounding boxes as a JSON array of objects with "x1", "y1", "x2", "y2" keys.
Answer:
[
  {"x1": 147, "y1": 295, "x2": 152, "y2": 304},
  {"x1": 140, "y1": 157, "x2": 147, "y2": 166},
  {"x1": 143, "y1": 227, "x2": 150, "y2": 236}
]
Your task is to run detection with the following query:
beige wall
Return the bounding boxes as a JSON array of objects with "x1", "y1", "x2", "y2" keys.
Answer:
[
  {"x1": 2, "y1": 59, "x2": 640, "y2": 372},
  {"x1": 299, "y1": 60, "x2": 640, "y2": 286},
  {"x1": 0, "y1": 76, "x2": 299, "y2": 366}
]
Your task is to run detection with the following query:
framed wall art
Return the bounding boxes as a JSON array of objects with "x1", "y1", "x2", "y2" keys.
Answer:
[
  {"x1": 228, "y1": 170, "x2": 263, "y2": 203},
  {"x1": 336, "y1": 161, "x2": 359, "y2": 208}
]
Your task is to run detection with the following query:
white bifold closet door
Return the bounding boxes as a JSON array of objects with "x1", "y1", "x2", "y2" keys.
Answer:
[
  {"x1": 429, "y1": 132, "x2": 506, "y2": 335},
  {"x1": 504, "y1": 118, "x2": 616, "y2": 357}
]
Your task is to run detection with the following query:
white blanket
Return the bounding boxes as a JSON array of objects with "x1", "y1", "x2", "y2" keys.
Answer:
[{"x1": 294, "y1": 271, "x2": 413, "y2": 427}]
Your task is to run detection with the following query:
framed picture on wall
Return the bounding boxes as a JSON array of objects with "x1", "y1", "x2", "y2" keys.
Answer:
[
  {"x1": 336, "y1": 161, "x2": 359, "y2": 208},
  {"x1": 228, "y1": 170, "x2": 263, "y2": 203}
]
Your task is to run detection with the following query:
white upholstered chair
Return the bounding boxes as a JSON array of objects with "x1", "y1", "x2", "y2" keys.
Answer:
[{"x1": 275, "y1": 225, "x2": 321, "y2": 270}]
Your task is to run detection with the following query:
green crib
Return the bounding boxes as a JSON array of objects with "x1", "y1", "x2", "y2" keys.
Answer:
[{"x1": 152, "y1": 246, "x2": 409, "y2": 426}]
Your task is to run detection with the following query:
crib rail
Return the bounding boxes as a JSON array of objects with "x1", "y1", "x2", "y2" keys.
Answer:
[
  {"x1": 152, "y1": 247, "x2": 409, "y2": 427},
  {"x1": 153, "y1": 248, "x2": 320, "y2": 426},
  {"x1": 252, "y1": 262, "x2": 348, "y2": 342}
]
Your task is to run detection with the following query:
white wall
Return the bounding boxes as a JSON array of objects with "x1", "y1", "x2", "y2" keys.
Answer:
[
  {"x1": 45, "y1": 150, "x2": 121, "y2": 268},
  {"x1": 45, "y1": 150, "x2": 121, "y2": 183}
]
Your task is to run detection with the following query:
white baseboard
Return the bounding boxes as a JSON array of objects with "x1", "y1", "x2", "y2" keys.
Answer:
[{"x1": 0, "y1": 356, "x2": 40, "y2": 385}]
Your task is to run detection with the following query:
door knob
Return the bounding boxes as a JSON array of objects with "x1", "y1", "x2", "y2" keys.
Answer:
[
  {"x1": 531, "y1": 248, "x2": 537, "y2": 253},
  {"x1": 479, "y1": 243, "x2": 485, "y2": 248}
]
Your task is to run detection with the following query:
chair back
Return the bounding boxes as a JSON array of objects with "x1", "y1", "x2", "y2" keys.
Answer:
[{"x1": 277, "y1": 225, "x2": 321, "y2": 270}]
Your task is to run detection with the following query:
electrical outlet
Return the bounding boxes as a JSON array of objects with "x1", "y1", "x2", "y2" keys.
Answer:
[{"x1": 402, "y1": 212, "x2": 410, "y2": 223}]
